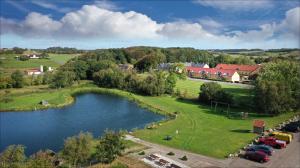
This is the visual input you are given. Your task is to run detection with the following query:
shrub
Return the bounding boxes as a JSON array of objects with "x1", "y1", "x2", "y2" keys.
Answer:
[
  {"x1": 167, "y1": 152, "x2": 175, "y2": 156},
  {"x1": 138, "y1": 151, "x2": 145, "y2": 155},
  {"x1": 180, "y1": 155, "x2": 188, "y2": 161}
]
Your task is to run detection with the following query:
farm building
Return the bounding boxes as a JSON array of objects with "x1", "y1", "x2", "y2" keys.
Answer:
[
  {"x1": 26, "y1": 65, "x2": 53, "y2": 75},
  {"x1": 215, "y1": 64, "x2": 260, "y2": 80},
  {"x1": 22, "y1": 54, "x2": 41, "y2": 59},
  {"x1": 186, "y1": 67, "x2": 240, "y2": 83},
  {"x1": 253, "y1": 120, "x2": 265, "y2": 134}
]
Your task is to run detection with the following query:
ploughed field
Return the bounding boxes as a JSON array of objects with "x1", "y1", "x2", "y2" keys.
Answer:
[{"x1": 0, "y1": 80, "x2": 297, "y2": 158}]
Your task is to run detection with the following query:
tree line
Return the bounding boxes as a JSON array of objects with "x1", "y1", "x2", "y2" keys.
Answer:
[{"x1": 0, "y1": 130, "x2": 125, "y2": 168}]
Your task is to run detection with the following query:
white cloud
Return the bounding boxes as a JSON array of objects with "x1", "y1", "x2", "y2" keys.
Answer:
[
  {"x1": 158, "y1": 21, "x2": 215, "y2": 40},
  {"x1": 1, "y1": 5, "x2": 299, "y2": 49},
  {"x1": 194, "y1": 0, "x2": 273, "y2": 10},
  {"x1": 31, "y1": 1, "x2": 71, "y2": 13},
  {"x1": 198, "y1": 18, "x2": 223, "y2": 33},
  {"x1": 60, "y1": 5, "x2": 162, "y2": 39}
]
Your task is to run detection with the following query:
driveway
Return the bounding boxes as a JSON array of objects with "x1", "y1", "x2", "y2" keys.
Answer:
[{"x1": 188, "y1": 78, "x2": 254, "y2": 89}]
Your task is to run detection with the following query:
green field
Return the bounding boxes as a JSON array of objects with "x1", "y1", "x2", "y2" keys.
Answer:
[
  {"x1": 0, "y1": 80, "x2": 298, "y2": 158},
  {"x1": 0, "y1": 53, "x2": 77, "y2": 74}
]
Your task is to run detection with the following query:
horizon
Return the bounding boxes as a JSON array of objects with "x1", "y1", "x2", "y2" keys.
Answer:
[{"x1": 1, "y1": 0, "x2": 300, "y2": 49}]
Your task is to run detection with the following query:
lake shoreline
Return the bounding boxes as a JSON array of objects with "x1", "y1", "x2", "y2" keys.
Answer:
[{"x1": 0, "y1": 85, "x2": 173, "y2": 118}]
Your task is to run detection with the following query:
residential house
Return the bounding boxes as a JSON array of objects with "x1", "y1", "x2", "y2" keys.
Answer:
[
  {"x1": 186, "y1": 66, "x2": 240, "y2": 83},
  {"x1": 215, "y1": 64, "x2": 260, "y2": 80},
  {"x1": 22, "y1": 54, "x2": 41, "y2": 59}
]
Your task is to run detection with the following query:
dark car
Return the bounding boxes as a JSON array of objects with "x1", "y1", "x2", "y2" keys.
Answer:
[
  {"x1": 281, "y1": 121, "x2": 300, "y2": 133},
  {"x1": 244, "y1": 151, "x2": 270, "y2": 163},
  {"x1": 246, "y1": 145, "x2": 274, "y2": 156}
]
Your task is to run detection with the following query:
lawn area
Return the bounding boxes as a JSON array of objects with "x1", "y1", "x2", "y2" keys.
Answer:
[{"x1": 0, "y1": 79, "x2": 298, "y2": 158}]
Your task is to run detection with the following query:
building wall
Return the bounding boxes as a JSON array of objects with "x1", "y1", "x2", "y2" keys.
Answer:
[{"x1": 231, "y1": 72, "x2": 240, "y2": 82}]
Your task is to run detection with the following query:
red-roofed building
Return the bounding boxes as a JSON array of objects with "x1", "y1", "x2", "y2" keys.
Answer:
[
  {"x1": 186, "y1": 66, "x2": 240, "y2": 83},
  {"x1": 215, "y1": 64, "x2": 260, "y2": 80}
]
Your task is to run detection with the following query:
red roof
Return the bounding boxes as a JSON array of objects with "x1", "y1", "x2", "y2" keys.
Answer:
[
  {"x1": 186, "y1": 66, "x2": 237, "y2": 77},
  {"x1": 253, "y1": 120, "x2": 265, "y2": 128},
  {"x1": 26, "y1": 69, "x2": 40, "y2": 72},
  {"x1": 215, "y1": 64, "x2": 260, "y2": 72}
]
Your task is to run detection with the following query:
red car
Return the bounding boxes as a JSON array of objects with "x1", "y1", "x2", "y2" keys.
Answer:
[
  {"x1": 258, "y1": 137, "x2": 286, "y2": 149},
  {"x1": 244, "y1": 151, "x2": 270, "y2": 163}
]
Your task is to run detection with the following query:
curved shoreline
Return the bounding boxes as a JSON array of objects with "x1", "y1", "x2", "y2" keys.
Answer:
[{"x1": 0, "y1": 86, "x2": 174, "y2": 118}]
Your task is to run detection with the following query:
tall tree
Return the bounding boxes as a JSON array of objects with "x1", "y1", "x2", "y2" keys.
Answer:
[
  {"x1": 11, "y1": 70, "x2": 25, "y2": 88},
  {"x1": 94, "y1": 130, "x2": 125, "y2": 164},
  {"x1": 254, "y1": 61, "x2": 300, "y2": 114},
  {"x1": 61, "y1": 132, "x2": 93, "y2": 167},
  {"x1": 0, "y1": 145, "x2": 26, "y2": 168}
]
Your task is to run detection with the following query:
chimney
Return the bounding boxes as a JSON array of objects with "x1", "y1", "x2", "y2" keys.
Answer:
[{"x1": 40, "y1": 65, "x2": 43, "y2": 72}]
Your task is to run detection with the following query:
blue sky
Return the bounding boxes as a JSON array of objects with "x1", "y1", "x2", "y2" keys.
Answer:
[{"x1": 1, "y1": 0, "x2": 299, "y2": 49}]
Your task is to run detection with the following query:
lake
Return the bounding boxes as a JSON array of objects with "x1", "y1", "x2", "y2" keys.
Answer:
[{"x1": 0, "y1": 93, "x2": 164, "y2": 155}]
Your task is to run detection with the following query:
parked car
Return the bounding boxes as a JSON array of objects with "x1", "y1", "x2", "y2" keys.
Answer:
[
  {"x1": 246, "y1": 145, "x2": 274, "y2": 155},
  {"x1": 281, "y1": 121, "x2": 300, "y2": 133},
  {"x1": 269, "y1": 131, "x2": 293, "y2": 143},
  {"x1": 258, "y1": 137, "x2": 286, "y2": 149},
  {"x1": 244, "y1": 151, "x2": 270, "y2": 163}
]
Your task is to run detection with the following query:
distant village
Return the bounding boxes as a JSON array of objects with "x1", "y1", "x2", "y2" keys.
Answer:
[{"x1": 158, "y1": 62, "x2": 260, "y2": 83}]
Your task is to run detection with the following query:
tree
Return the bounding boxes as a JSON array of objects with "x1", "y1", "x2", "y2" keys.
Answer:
[
  {"x1": 61, "y1": 132, "x2": 93, "y2": 167},
  {"x1": 42, "y1": 72, "x2": 53, "y2": 85},
  {"x1": 63, "y1": 60, "x2": 88, "y2": 80},
  {"x1": 27, "y1": 150, "x2": 55, "y2": 168},
  {"x1": 94, "y1": 130, "x2": 125, "y2": 164},
  {"x1": 254, "y1": 61, "x2": 300, "y2": 114},
  {"x1": 165, "y1": 73, "x2": 177, "y2": 94},
  {"x1": 11, "y1": 70, "x2": 25, "y2": 88},
  {"x1": 199, "y1": 82, "x2": 233, "y2": 104},
  {"x1": 93, "y1": 68, "x2": 124, "y2": 89},
  {"x1": 0, "y1": 145, "x2": 26, "y2": 168},
  {"x1": 50, "y1": 71, "x2": 75, "y2": 88},
  {"x1": 199, "y1": 82, "x2": 222, "y2": 103}
]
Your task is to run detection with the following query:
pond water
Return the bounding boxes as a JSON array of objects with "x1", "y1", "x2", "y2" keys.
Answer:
[{"x1": 0, "y1": 93, "x2": 164, "y2": 155}]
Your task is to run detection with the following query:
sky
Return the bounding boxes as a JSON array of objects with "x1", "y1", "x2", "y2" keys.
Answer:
[{"x1": 0, "y1": 0, "x2": 299, "y2": 49}]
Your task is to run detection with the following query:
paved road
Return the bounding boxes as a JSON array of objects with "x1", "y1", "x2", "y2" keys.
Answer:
[
  {"x1": 229, "y1": 132, "x2": 300, "y2": 168},
  {"x1": 126, "y1": 133, "x2": 300, "y2": 168},
  {"x1": 188, "y1": 78, "x2": 254, "y2": 89}
]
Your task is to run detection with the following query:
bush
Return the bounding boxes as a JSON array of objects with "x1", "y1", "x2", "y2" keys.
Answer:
[
  {"x1": 138, "y1": 151, "x2": 145, "y2": 155},
  {"x1": 167, "y1": 152, "x2": 175, "y2": 156},
  {"x1": 180, "y1": 155, "x2": 188, "y2": 161}
]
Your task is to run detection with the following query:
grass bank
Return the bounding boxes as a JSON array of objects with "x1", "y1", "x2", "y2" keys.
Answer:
[{"x1": 0, "y1": 80, "x2": 298, "y2": 159}]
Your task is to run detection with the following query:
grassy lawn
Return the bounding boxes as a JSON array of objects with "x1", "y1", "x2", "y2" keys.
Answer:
[
  {"x1": 0, "y1": 79, "x2": 298, "y2": 158},
  {"x1": 0, "y1": 53, "x2": 77, "y2": 74}
]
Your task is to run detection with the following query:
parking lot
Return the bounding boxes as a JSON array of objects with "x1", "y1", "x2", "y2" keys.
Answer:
[{"x1": 229, "y1": 132, "x2": 300, "y2": 168}]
